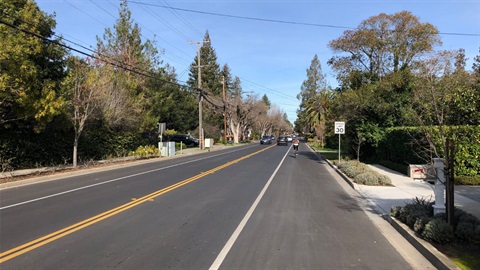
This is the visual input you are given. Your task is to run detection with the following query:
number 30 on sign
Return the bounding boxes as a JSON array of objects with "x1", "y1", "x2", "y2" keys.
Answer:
[{"x1": 335, "y1": 121, "x2": 345, "y2": 134}]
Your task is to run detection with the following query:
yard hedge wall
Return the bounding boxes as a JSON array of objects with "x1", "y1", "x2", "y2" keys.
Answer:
[{"x1": 378, "y1": 126, "x2": 480, "y2": 178}]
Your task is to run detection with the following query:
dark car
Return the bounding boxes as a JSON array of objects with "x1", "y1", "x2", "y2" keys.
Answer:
[
  {"x1": 277, "y1": 136, "x2": 288, "y2": 146},
  {"x1": 166, "y1": 134, "x2": 199, "y2": 147},
  {"x1": 260, "y1": 135, "x2": 272, "y2": 144}
]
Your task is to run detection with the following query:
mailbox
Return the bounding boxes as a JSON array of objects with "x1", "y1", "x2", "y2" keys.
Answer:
[{"x1": 408, "y1": 164, "x2": 434, "y2": 180}]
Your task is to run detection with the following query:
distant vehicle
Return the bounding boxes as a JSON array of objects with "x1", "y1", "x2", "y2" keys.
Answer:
[
  {"x1": 165, "y1": 134, "x2": 199, "y2": 147},
  {"x1": 277, "y1": 136, "x2": 288, "y2": 146},
  {"x1": 260, "y1": 135, "x2": 272, "y2": 144},
  {"x1": 270, "y1": 135, "x2": 276, "y2": 141},
  {"x1": 286, "y1": 136, "x2": 293, "y2": 143}
]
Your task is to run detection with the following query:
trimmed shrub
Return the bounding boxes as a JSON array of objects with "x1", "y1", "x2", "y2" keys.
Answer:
[
  {"x1": 390, "y1": 206, "x2": 402, "y2": 218},
  {"x1": 378, "y1": 126, "x2": 480, "y2": 180},
  {"x1": 455, "y1": 221, "x2": 477, "y2": 243},
  {"x1": 422, "y1": 218, "x2": 454, "y2": 244},
  {"x1": 355, "y1": 171, "x2": 378, "y2": 185},
  {"x1": 398, "y1": 197, "x2": 433, "y2": 227},
  {"x1": 393, "y1": 198, "x2": 479, "y2": 245},
  {"x1": 377, "y1": 174, "x2": 392, "y2": 186},
  {"x1": 338, "y1": 161, "x2": 367, "y2": 178},
  {"x1": 338, "y1": 161, "x2": 392, "y2": 186},
  {"x1": 455, "y1": 175, "x2": 480, "y2": 185},
  {"x1": 475, "y1": 225, "x2": 480, "y2": 243},
  {"x1": 414, "y1": 217, "x2": 432, "y2": 234}
]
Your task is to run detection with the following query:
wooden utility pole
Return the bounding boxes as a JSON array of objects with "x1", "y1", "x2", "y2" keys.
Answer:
[
  {"x1": 188, "y1": 40, "x2": 209, "y2": 150},
  {"x1": 223, "y1": 76, "x2": 227, "y2": 143}
]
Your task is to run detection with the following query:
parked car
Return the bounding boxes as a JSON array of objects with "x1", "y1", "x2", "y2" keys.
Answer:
[
  {"x1": 277, "y1": 136, "x2": 288, "y2": 146},
  {"x1": 165, "y1": 134, "x2": 199, "y2": 147},
  {"x1": 260, "y1": 135, "x2": 272, "y2": 144}
]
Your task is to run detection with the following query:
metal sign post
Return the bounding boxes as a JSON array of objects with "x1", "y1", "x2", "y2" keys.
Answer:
[
  {"x1": 334, "y1": 122, "x2": 345, "y2": 164},
  {"x1": 158, "y1": 123, "x2": 166, "y2": 156}
]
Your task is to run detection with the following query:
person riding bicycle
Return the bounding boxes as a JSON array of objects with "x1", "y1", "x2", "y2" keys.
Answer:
[{"x1": 292, "y1": 138, "x2": 299, "y2": 153}]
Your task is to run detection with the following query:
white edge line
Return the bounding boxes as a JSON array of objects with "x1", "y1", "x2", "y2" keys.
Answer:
[
  {"x1": 0, "y1": 146, "x2": 255, "y2": 211},
  {"x1": 209, "y1": 146, "x2": 291, "y2": 270}
]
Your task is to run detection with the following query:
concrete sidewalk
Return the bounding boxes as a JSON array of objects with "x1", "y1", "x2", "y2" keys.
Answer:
[{"x1": 361, "y1": 164, "x2": 480, "y2": 220}]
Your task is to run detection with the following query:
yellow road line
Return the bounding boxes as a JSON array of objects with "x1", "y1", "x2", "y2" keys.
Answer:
[{"x1": 0, "y1": 145, "x2": 275, "y2": 263}]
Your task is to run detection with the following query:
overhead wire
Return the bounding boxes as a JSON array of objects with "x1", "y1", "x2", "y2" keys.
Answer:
[
  {"x1": 160, "y1": 0, "x2": 204, "y2": 38},
  {"x1": 71, "y1": 0, "x2": 192, "y2": 67},
  {"x1": 127, "y1": 1, "x2": 480, "y2": 37},
  {"x1": 0, "y1": 18, "x2": 195, "y2": 93}
]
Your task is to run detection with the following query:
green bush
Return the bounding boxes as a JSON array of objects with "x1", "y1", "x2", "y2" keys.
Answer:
[
  {"x1": 455, "y1": 222, "x2": 479, "y2": 243},
  {"x1": 338, "y1": 161, "x2": 367, "y2": 178},
  {"x1": 378, "y1": 126, "x2": 480, "y2": 180},
  {"x1": 391, "y1": 198, "x2": 480, "y2": 245},
  {"x1": 377, "y1": 174, "x2": 392, "y2": 186},
  {"x1": 455, "y1": 175, "x2": 480, "y2": 185},
  {"x1": 400, "y1": 203, "x2": 431, "y2": 228},
  {"x1": 456, "y1": 209, "x2": 480, "y2": 226},
  {"x1": 414, "y1": 217, "x2": 432, "y2": 234},
  {"x1": 355, "y1": 171, "x2": 391, "y2": 186},
  {"x1": 356, "y1": 172, "x2": 378, "y2": 185},
  {"x1": 338, "y1": 160, "x2": 392, "y2": 186},
  {"x1": 390, "y1": 206, "x2": 402, "y2": 218},
  {"x1": 397, "y1": 197, "x2": 433, "y2": 227},
  {"x1": 422, "y1": 218, "x2": 455, "y2": 244},
  {"x1": 131, "y1": 145, "x2": 158, "y2": 158}
]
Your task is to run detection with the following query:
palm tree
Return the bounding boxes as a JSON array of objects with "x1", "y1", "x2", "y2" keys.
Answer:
[{"x1": 305, "y1": 90, "x2": 333, "y2": 147}]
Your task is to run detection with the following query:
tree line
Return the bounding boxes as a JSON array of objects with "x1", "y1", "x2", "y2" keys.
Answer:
[
  {"x1": 0, "y1": 0, "x2": 291, "y2": 170},
  {"x1": 295, "y1": 11, "x2": 479, "y2": 177}
]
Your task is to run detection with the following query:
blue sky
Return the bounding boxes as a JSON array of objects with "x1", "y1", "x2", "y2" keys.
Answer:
[{"x1": 36, "y1": 0, "x2": 480, "y2": 124}]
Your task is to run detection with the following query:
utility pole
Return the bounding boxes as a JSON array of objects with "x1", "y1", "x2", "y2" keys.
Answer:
[
  {"x1": 188, "y1": 40, "x2": 209, "y2": 150},
  {"x1": 223, "y1": 76, "x2": 227, "y2": 143}
]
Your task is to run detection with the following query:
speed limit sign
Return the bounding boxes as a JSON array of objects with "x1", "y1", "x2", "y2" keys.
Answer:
[{"x1": 335, "y1": 122, "x2": 345, "y2": 134}]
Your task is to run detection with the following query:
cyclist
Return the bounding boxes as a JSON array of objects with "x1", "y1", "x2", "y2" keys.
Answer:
[{"x1": 292, "y1": 138, "x2": 299, "y2": 156}]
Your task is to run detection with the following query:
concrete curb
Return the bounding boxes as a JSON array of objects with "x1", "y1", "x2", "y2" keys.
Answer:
[
  {"x1": 385, "y1": 215, "x2": 460, "y2": 270},
  {"x1": 308, "y1": 145, "x2": 459, "y2": 270}
]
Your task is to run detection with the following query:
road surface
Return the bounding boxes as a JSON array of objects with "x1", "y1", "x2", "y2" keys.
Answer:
[{"x1": 0, "y1": 143, "x2": 433, "y2": 269}]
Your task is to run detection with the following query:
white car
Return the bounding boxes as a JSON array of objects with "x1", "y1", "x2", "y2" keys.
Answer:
[{"x1": 286, "y1": 136, "x2": 293, "y2": 142}]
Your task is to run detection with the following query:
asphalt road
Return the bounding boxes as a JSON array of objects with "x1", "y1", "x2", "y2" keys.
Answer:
[{"x1": 0, "y1": 143, "x2": 431, "y2": 269}]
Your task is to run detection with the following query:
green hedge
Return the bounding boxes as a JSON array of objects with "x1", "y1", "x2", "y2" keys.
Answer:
[{"x1": 378, "y1": 126, "x2": 480, "y2": 178}]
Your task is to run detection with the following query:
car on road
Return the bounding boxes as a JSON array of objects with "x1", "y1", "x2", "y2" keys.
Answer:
[
  {"x1": 286, "y1": 135, "x2": 293, "y2": 143},
  {"x1": 260, "y1": 135, "x2": 272, "y2": 144},
  {"x1": 277, "y1": 136, "x2": 288, "y2": 146},
  {"x1": 165, "y1": 134, "x2": 199, "y2": 147}
]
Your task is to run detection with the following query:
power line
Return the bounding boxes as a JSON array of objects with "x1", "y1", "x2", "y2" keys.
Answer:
[
  {"x1": 240, "y1": 77, "x2": 298, "y2": 102},
  {"x1": 86, "y1": 0, "x2": 193, "y2": 65},
  {"x1": 129, "y1": 1, "x2": 352, "y2": 30},
  {"x1": 128, "y1": 1, "x2": 480, "y2": 37},
  {"x1": 0, "y1": 18, "x2": 193, "y2": 92},
  {"x1": 159, "y1": 0, "x2": 204, "y2": 38}
]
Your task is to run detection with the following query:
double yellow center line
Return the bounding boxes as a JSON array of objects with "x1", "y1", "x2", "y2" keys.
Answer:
[{"x1": 0, "y1": 145, "x2": 275, "y2": 263}]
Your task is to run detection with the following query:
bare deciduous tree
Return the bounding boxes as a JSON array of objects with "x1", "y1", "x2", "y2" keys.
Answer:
[{"x1": 65, "y1": 58, "x2": 102, "y2": 167}]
